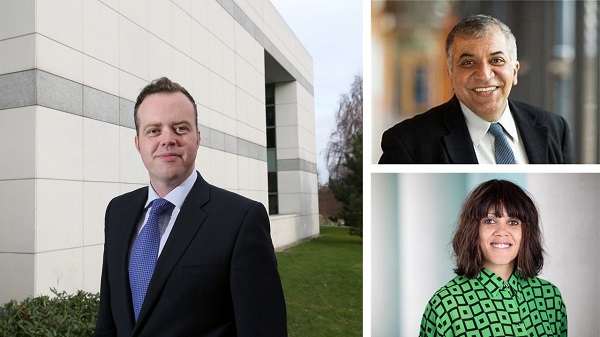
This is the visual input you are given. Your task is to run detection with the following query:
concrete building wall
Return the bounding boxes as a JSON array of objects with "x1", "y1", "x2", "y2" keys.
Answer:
[
  {"x1": 0, "y1": 0, "x2": 317, "y2": 304},
  {"x1": 272, "y1": 81, "x2": 319, "y2": 248}
]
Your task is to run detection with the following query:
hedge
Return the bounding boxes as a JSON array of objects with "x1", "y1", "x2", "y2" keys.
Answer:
[{"x1": 0, "y1": 289, "x2": 99, "y2": 337}]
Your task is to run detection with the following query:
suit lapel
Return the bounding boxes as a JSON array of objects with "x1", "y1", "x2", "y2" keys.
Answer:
[
  {"x1": 133, "y1": 173, "x2": 210, "y2": 332},
  {"x1": 510, "y1": 100, "x2": 549, "y2": 164},
  {"x1": 114, "y1": 188, "x2": 148, "y2": 330},
  {"x1": 442, "y1": 96, "x2": 479, "y2": 163}
]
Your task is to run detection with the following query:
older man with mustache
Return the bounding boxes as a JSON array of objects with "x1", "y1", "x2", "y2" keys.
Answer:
[{"x1": 379, "y1": 14, "x2": 573, "y2": 164}]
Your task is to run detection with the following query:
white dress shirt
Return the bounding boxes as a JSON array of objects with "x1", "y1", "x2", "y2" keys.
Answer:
[
  {"x1": 132, "y1": 170, "x2": 197, "y2": 256},
  {"x1": 461, "y1": 102, "x2": 529, "y2": 164}
]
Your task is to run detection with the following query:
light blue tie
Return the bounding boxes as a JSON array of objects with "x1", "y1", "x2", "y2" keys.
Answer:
[
  {"x1": 129, "y1": 198, "x2": 173, "y2": 321},
  {"x1": 488, "y1": 123, "x2": 516, "y2": 164}
]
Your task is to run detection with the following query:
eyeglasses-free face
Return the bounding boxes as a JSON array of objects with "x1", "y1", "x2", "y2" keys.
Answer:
[{"x1": 478, "y1": 208, "x2": 522, "y2": 279}]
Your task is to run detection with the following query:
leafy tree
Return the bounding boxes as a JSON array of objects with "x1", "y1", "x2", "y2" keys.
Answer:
[{"x1": 329, "y1": 132, "x2": 363, "y2": 237}]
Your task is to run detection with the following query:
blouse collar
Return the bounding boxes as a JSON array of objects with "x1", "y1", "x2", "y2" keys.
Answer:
[{"x1": 478, "y1": 268, "x2": 523, "y2": 300}]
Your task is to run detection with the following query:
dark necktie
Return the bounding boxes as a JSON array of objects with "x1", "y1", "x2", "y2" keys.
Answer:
[
  {"x1": 488, "y1": 123, "x2": 516, "y2": 164},
  {"x1": 129, "y1": 198, "x2": 173, "y2": 321}
]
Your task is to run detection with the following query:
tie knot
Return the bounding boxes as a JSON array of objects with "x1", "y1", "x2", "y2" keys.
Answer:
[
  {"x1": 488, "y1": 122, "x2": 505, "y2": 138},
  {"x1": 150, "y1": 198, "x2": 173, "y2": 216}
]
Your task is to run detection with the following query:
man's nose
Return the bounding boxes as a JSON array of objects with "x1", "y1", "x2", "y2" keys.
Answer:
[
  {"x1": 160, "y1": 129, "x2": 177, "y2": 146},
  {"x1": 473, "y1": 62, "x2": 494, "y2": 81}
]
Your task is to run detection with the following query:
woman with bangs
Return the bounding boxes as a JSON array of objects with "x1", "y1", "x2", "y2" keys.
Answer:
[{"x1": 419, "y1": 179, "x2": 567, "y2": 337}]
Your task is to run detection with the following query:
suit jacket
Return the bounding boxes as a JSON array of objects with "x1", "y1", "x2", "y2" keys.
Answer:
[
  {"x1": 93, "y1": 172, "x2": 287, "y2": 337},
  {"x1": 378, "y1": 96, "x2": 574, "y2": 164}
]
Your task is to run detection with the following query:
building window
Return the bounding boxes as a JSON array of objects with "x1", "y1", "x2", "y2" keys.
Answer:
[{"x1": 266, "y1": 84, "x2": 278, "y2": 214}]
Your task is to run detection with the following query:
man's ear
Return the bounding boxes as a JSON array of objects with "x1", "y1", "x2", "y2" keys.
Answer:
[
  {"x1": 446, "y1": 66, "x2": 454, "y2": 89},
  {"x1": 135, "y1": 135, "x2": 140, "y2": 152},
  {"x1": 513, "y1": 61, "x2": 520, "y2": 86}
]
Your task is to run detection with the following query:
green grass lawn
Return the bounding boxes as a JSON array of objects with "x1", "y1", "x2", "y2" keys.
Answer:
[{"x1": 276, "y1": 226, "x2": 363, "y2": 337}]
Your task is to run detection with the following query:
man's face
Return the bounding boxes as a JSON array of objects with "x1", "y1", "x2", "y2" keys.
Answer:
[
  {"x1": 448, "y1": 26, "x2": 520, "y2": 122},
  {"x1": 135, "y1": 92, "x2": 200, "y2": 192}
]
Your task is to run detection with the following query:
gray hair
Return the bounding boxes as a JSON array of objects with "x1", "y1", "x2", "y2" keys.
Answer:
[{"x1": 445, "y1": 14, "x2": 517, "y2": 70}]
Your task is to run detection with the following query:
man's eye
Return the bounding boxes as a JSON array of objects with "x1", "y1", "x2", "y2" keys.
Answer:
[
  {"x1": 175, "y1": 126, "x2": 189, "y2": 133},
  {"x1": 461, "y1": 60, "x2": 474, "y2": 66},
  {"x1": 147, "y1": 129, "x2": 159, "y2": 135},
  {"x1": 492, "y1": 58, "x2": 505, "y2": 64}
]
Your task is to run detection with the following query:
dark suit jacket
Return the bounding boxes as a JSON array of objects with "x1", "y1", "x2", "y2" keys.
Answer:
[
  {"x1": 94, "y1": 172, "x2": 287, "y2": 337},
  {"x1": 379, "y1": 96, "x2": 574, "y2": 164}
]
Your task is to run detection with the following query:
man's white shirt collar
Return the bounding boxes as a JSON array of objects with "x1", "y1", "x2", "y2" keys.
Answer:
[
  {"x1": 460, "y1": 101, "x2": 520, "y2": 146},
  {"x1": 145, "y1": 170, "x2": 198, "y2": 211}
]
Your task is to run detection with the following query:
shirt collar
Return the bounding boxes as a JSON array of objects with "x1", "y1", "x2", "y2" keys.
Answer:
[
  {"x1": 145, "y1": 170, "x2": 198, "y2": 210},
  {"x1": 478, "y1": 268, "x2": 522, "y2": 299},
  {"x1": 460, "y1": 101, "x2": 520, "y2": 146}
]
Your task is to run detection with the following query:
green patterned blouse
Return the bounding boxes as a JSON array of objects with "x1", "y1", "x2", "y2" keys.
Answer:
[{"x1": 419, "y1": 269, "x2": 567, "y2": 336}]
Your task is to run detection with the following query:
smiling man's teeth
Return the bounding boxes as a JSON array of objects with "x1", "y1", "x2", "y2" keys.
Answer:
[
  {"x1": 491, "y1": 243, "x2": 510, "y2": 248},
  {"x1": 474, "y1": 87, "x2": 496, "y2": 93}
]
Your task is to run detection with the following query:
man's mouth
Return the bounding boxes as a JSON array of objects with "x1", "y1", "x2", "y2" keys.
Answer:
[
  {"x1": 157, "y1": 153, "x2": 179, "y2": 159},
  {"x1": 473, "y1": 86, "x2": 498, "y2": 93}
]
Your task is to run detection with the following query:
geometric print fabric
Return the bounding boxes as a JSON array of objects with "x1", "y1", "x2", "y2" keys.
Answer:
[{"x1": 420, "y1": 269, "x2": 567, "y2": 336}]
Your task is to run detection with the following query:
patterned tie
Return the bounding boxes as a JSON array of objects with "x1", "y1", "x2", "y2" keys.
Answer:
[
  {"x1": 129, "y1": 198, "x2": 173, "y2": 321},
  {"x1": 488, "y1": 123, "x2": 516, "y2": 164}
]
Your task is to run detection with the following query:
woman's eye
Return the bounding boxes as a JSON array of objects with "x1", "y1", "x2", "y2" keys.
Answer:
[
  {"x1": 483, "y1": 218, "x2": 496, "y2": 224},
  {"x1": 508, "y1": 220, "x2": 520, "y2": 226}
]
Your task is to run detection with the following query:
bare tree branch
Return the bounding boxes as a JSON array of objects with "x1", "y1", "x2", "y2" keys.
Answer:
[{"x1": 324, "y1": 74, "x2": 363, "y2": 181}]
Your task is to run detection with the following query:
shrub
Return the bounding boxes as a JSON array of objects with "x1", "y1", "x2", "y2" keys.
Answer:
[{"x1": 0, "y1": 289, "x2": 99, "y2": 337}]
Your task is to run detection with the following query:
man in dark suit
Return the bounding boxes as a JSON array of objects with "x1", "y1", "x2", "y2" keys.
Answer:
[
  {"x1": 379, "y1": 15, "x2": 573, "y2": 164},
  {"x1": 94, "y1": 77, "x2": 287, "y2": 336}
]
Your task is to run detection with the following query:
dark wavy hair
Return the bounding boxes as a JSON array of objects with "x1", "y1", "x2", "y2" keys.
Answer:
[
  {"x1": 133, "y1": 77, "x2": 198, "y2": 135},
  {"x1": 452, "y1": 179, "x2": 544, "y2": 279}
]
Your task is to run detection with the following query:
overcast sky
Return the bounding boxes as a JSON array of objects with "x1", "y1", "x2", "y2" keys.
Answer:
[{"x1": 270, "y1": 0, "x2": 363, "y2": 184}]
